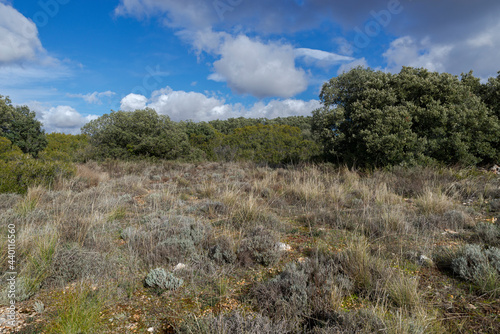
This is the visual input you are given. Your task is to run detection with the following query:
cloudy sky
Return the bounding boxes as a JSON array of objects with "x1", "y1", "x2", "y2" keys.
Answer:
[{"x1": 1, "y1": 0, "x2": 499, "y2": 133}]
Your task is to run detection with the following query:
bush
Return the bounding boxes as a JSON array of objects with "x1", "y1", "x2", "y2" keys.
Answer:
[
  {"x1": 237, "y1": 226, "x2": 281, "y2": 266},
  {"x1": 144, "y1": 268, "x2": 183, "y2": 292},
  {"x1": 176, "y1": 310, "x2": 290, "y2": 334},
  {"x1": 122, "y1": 215, "x2": 208, "y2": 266},
  {"x1": 208, "y1": 235, "x2": 236, "y2": 264},
  {"x1": 219, "y1": 124, "x2": 319, "y2": 164},
  {"x1": 81, "y1": 108, "x2": 191, "y2": 160},
  {"x1": 475, "y1": 222, "x2": 500, "y2": 247},
  {"x1": 0, "y1": 96, "x2": 47, "y2": 157},
  {"x1": 451, "y1": 244, "x2": 500, "y2": 296},
  {"x1": 0, "y1": 137, "x2": 75, "y2": 194}
]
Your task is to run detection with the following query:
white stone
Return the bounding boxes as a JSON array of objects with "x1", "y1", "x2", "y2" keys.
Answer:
[
  {"x1": 173, "y1": 263, "x2": 186, "y2": 271},
  {"x1": 277, "y1": 243, "x2": 292, "y2": 251}
]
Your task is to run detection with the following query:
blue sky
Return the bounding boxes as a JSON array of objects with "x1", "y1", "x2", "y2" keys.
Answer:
[{"x1": 1, "y1": 0, "x2": 500, "y2": 133}]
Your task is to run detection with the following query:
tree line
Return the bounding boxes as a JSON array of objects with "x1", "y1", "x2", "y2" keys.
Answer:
[{"x1": 1, "y1": 66, "x2": 500, "y2": 192}]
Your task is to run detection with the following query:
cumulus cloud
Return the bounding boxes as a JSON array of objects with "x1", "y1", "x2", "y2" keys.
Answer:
[
  {"x1": 245, "y1": 99, "x2": 321, "y2": 119},
  {"x1": 0, "y1": 2, "x2": 44, "y2": 65},
  {"x1": 120, "y1": 86, "x2": 320, "y2": 122},
  {"x1": 120, "y1": 93, "x2": 148, "y2": 111},
  {"x1": 383, "y1": 36, "x2": 452, "y2": 73},
  {"x1": 67, "y1": 91, "x2": 116, "y2": 104},
  {"x1": 209, "y1": 35, "x2": 308, "y2": 98},
  {"x1": 30, "y1": 104, "x2": 98, "y2": 134}
]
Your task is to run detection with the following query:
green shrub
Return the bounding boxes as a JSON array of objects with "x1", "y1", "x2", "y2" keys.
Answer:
[
  {"x1": 0, "y1": 137, "x2": 75, "y2": 194},
  {"x1": 81, "y1": 108, "x2": 191, "y2": 160},
  {"x1": 219, "y1": 124, "x2": 319, "y2": 164}
]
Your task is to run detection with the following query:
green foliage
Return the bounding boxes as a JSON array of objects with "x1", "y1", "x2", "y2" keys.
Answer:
[
  {"x1": 42, "y1": 133, "x2": 89, "y2": 162},
  {"x1": 313, "y1": 67, "x2": 500, "y2": 167},
  {"x1": 181, "y1": 121, "x2": 223, "y2": 160},
  {"x1": 0, "y1": 136, "x2": 75, "y2": 194},
  {"x1": 219, "y1": 124, "x2": 319, "y2": 164},
  {"x1": 45, "y1": 285, "x2": 105, "y2": 334},
  {"x1": 81, "y1": 108, "x2": 191, "y2": 160},
  {"x1": 0, "y1": 95, "x2": 47, "y2": 157},
  {"x1": 209, "y1": 116, "x2": 313, "y2": 138}
]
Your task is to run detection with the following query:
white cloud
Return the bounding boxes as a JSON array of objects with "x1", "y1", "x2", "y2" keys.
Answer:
[
  {"x1": 120, "y1": 93, "x2": 148, "y2": 111},
  {"x1": 208, "y1": 34, "x2": 308, "y2": 98},
  {"x1": 295, "y1": 48, "x2": 354, "y2": 67},
  {"x1": 120, "y1": 86, "x2": 320, "y2": 122},
  {"x1": 246, "y1": 99, "x2": 321, "y2": 119},
  {"x1": 0, "y1": 2, "x2": 43, "y2": 65},
  {"x1": 30, "y1": 104, "x2": 98, "y2": 134},
  {"x1": 67, "y1": 91, "x2": 116, "y2": 104},
  {"x1": 337, "y1": 58, "x2": 368, "y2": 75},
  {"x1": 383, "y1": 36, "x2": 452, "y2": 73}
]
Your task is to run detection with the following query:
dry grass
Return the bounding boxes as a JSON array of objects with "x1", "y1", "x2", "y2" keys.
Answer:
[{"x1": 1, "y1": 160, "x2": 499, "y2": 333}]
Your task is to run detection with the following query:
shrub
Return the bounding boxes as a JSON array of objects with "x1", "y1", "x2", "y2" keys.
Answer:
[
  {"x1": 0, "y1": 140, "x2": 75, "y2": 194},
  {"x1": 81, "y1": 108, "x2": 191, "y2": 160},
  {"x1": 237, "y1": 226, "x2": 281, "y2": 266},
  {"x1": 123, "y1": 215, "x2": 208, "y2": 266},
  {"x1": 313, "y1": 67, "x2": 500, "y2": 167},
  {"x1": 144, "y1": 268, "x2": 183, "y2": 292},
  {"x1": 475, "y1": 222, "x2": 500, "y2": 247},
  {"x1": 220, "y1": 124, "x2": 319, "y2": 164},
  {"x1": 451, "y1": 244, "x2": 500, "y2": 296},
  {"x1": 253, "y1": 262, "x2": 310, "y2": 323},
  {"x1": 176, "y1": 311, "x2": 290, "y2": 334},
  {"x1": 0, "y1": 96, "x2": 47, "y2": 157},
  {"x1": 47, "y1": 244, "x2": 113, "y2": 287},
  {"x1": 208, "y1": 235, "x2": 236, "y2": 264}
]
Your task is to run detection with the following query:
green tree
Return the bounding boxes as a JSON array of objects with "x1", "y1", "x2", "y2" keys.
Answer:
[
  {"x1": 81, "y1": 109, "x2": 191, "y2": 160},
  {"x1": 0, "y1": 95, "x2": 47, "y2": 157},
  {"x1": 313, "y1": 67, "x2": 500, "y2": 167}
]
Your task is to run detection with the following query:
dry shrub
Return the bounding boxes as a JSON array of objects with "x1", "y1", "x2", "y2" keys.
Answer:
[
  {"x1": 47, "y1": 244, "x2": 113, "y2": 287},
  {"x1": 122, "y1": 215, "x2": 209, "y2": 267},
  {"x1": 177, "y1": 311, "x2": 290, "y2": 334},
  {"x1": 75, "y1": 164, "x2": 109, "y2": 189},
  {"x1": 237, "y1": 226, "x2": 282, "y2": 267},
  {"x1": 415, "y1": 189, "x2": 455, "y2": 216}
]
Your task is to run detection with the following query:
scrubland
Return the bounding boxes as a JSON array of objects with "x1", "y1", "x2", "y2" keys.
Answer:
[{"x1": 1, "y1": 161, "x2": 499, "y2": 333}]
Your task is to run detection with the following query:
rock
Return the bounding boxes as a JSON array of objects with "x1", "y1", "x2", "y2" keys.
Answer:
[
  {"x1": 277, "y1": 243, "x2": 291, "y2": 251},
  {"x1": 418, "y1": 255, "x2": 434, "y2": 267},
  {"x1": 173, "y1": 263, "x2": 186, "y2": 271},
  {"x1": 148, "y1": 327, "x2": 155, "y2": 332}
]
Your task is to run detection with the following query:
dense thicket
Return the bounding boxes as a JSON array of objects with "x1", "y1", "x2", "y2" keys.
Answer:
[
  {"x1": 81, "y1": 108, "x2": 191, "y2": 160},
  {"x1": 312, "y1": 67, "x2": 500, "y2": 167},
  {"x1": 0, "y1": 95, "x2": 47, "y2": 157}
]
